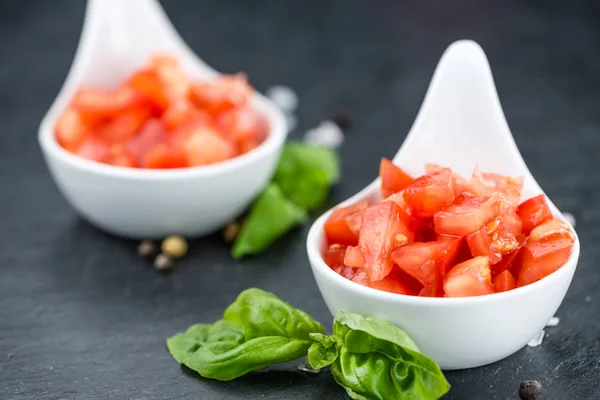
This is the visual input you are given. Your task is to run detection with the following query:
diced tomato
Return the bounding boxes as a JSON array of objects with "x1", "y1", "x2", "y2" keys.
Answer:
[
  {"x1": 403, "y1": 168, "x2": 455, "y2": 217},
  {"x1": 469, "y1": 167, "x2": 524, "y2": 208},
  {"x1": 143, "y1": 144, "x2": 187, "y2": 169},
  {"x1": 150, "y1": 55, "x2": 191, "y2": 101},
  {"x1": 517, "y1": 219, "x2": 575, "y2": 286},
  {"x1": 494, "y1": 270, "x2": 516, "y2": 292},
  {"x1": 437, "y1": 235, "x2": 463, "y2": 275},
  {"x1": 75, "y1": 135, "x2": 110, "y2": 162},
  {"x1": 344, "y1": 246, "x2": 366, "y2": 268},
  {"x1": 128, "y1": 69, "x2": 169, "y2": 110},
  {"x1": 124, "y1": 118, "x2": 167, "y2": 165},
  {"x1": 419, "y1": 276, "x2": 444, "y2": 298},
  {"x1": 444, "y1": 256, "x2": 495, "y2": 297},
  {"x1": 189, "y1": 74, "x2": 252, "y2": 115},
  {"x1": 516, "y1": 195, "x2": 553, "y2": 235},
  {"x1": 390, "y1": 242, "x2": 444, "y2": 287},
  {"x1": 501, "y1": 211, "x2": 523, "y2": 237},
  {"x1": 71, "y1": 86, "x2": 144, "y2": 118},
  {"x1": 324, "y1": 244, "x2": 347, "y2": 269},
  {"x1": 426, "y1": 163, "x2": 471, "y2": 195},
  {"x1": 467, "y1": 217, "x2": 520, "y2": 264},
  {"x1": 324, "y1": 201, "x2": 368, "y2": 246},
  {"x1": 380, "y1": 158, "x2": 414, "y2": 198},
  {"x1": 492, "y1": 234, "x2": 527, "y2": 276},
  {"x1": 345, "y1": 211, "x2": 363, "y2": 239},
  {"x1": 434, "y1": 192, "x2": 510, "y2": 237},
  {"x1": 412, "y1": 217, "x2": 435, "y2": 242},
  {"x1": 335, "y1": 266, "x2": 416, "y2": 295},
  {"x1": 162, "y1": 98, "x2": 210, "y2": 131},
  {"x1": 359, "y1": 201, "x2": 411, "y2": 281},
  {"x1": 106, "y1": 145, "x2": 137, "y2": 168},
  {"x1": 180, "y1": 123, "x2": 236, "y2": 166},
  {"x1": 383, "y1": 190, "x2": 410, "y2": 214},
  {"x1": 218, "y1": 107, "x2": 268, "y2": 150},
  {"x1": 98, "y1": 106, "x2": 151, "y2": 143},
  {"x1": 55, "y1": 108, "x2": 90, "y2": 152}
]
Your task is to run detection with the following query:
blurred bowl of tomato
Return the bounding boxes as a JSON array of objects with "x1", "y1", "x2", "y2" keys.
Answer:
[{"x1": 38, "y1": 54, "x2": 286, "y2": 239}]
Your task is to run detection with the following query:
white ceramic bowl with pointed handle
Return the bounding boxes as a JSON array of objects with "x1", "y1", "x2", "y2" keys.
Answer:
[
  {"x1": 38, "y1": 0, "x2": 287, "y2": 239},
  {"x1": 307, "y1": 40, "x2": 580, "y2": 370}
]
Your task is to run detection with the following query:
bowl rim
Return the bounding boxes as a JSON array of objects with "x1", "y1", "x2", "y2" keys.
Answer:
[
  {"x1": 307, "y1": 203, "x2": 581, "y2": 307},
  {"x1": 38, "y1": 92, "x2": 287, "y2": 181}
]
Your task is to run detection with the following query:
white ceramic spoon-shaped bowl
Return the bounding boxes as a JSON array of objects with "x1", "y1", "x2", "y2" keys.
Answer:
[
  {"x1": 38, "y1": 0, "x2": 287, "y2": 239},
  {"x1": 307, "y1": 40, "x2": 580, "y2": 370}
]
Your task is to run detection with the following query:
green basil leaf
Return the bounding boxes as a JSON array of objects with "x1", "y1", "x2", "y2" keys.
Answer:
[
  {"x1": 331, "y1": 312, "x2": 450, "y2": 400},
  {"x1": 272, "y1": 142, "x2": 340, "y2": 210},
  {"x1": 307, "y1": 333, "x2": 339, "y2": 369},
  {"x1": 232, "y1": 184, "x2": 308, "y2": 259},
  {"x1": 223, "y1": 288, "x2": 325, "y2": 340},
  {"x1": 166, "y1": 321, "x2": 245, "y2": 364},
  {"x1": 184, "y1": 336, "x2": 312, "y2": 381}
]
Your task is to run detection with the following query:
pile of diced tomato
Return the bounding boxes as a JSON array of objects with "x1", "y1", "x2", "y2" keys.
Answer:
[
  {"x1": 55, "y1": 55, "x2": 268, "y2": 169},
  {"x1": 323, "y1": 158, "x2": 576, "y2": 297}
]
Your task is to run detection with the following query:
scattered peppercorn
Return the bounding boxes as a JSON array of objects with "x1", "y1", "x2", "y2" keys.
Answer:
[
  {"x1": 223, "y1": 222, "x2": 241, "y2": 243},
  {"x1": 330, "y1": 107, "x2": 353, "y2": 130},
  {"x1": 161, "y1": 235, "x2": 188, "y2": 258},
  {"x1": 519, "y1": 380, "x2": 542, "y2": 400},
  {"x1": 138, "y1": 239, "x2": 159, "y2": 259},
  {"x1": 154, "y1": 253, "x2": 176, "y2": 271}
]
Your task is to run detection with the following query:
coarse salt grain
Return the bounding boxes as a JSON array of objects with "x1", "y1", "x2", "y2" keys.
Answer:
[
  {"x1": 562, "y1": 211, "x2": 576, "y2": 227},
  {"x1": 266, "y1": 85, "x2": 298, "y2": 112},
  {"x1": 546, "y1": 316, "x2": 560, "y2": 327},
  {"x1": 303, "y1": 120, "x2": 344, "y2": 149},
  {"x1": 585, "y1": 296, "x2": 591, "y2": 303},
  {"x1": 527, "y1": 330, "x2": 545, "y2": 347}
]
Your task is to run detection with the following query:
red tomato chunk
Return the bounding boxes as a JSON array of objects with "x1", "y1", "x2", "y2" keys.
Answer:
[
  {"x1": 322, "y1": 163, "x2": 575, "y2": 297},
  {"x1": 54, "y1": 55, "x2": 268, "y2": 169}
]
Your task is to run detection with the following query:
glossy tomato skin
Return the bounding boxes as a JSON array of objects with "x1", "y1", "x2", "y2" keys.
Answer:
[
  {"x1": 403, "y1": 168, "x2": 455, "y2": 218},
  {"x1": 390, "y1": 242, "x2": 444, "y2": 287},
  {"x1": 491, "y1": 234, "x2": 527, "y2": 276},
  {"x1": 469, "y1": 167, "x2": 524, "y2": 208},
  {"x1": 380, "y1": 158, "x2": 414, "y2": 198},
  {"x1": 434, "y1": 193, "x2": 510, "y2": 237},
  {"x1": 344, "y1": 246, "x2": 366, "y2": 268},
  {"x1": 494, "y1": 270, "x2": 516, "y2": 292},
  {"x1": 467, "y1": 217, "x2": 519, "y2": 265},
  {"x1": 516, "y1": 195, "x2": 553, "y2": 235},
  {"x1": 517, "y1": 219, "x2": 575, "y2": 286},
  {"x1": 324, "y1": 245, "x2": 347, "y2": 269},
  {"x1": 358, "y1": 201, "x2": 411, "y2": 281},
  {"x1": 324, "y1": 201, "x2": 368, "y2": 246},
  {"x1": 444, "y1": 256, "x2": 495, "y2": 297}
]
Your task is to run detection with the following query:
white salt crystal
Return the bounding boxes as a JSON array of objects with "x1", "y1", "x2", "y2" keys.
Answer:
[
  {"x1": 286, "y1": 114, "x2": 298, "y2": 132},
  {"x1": 266, "y1": 85, "x2": 298, "y2": 112},
  {"x1": 546, "y1": 316, "x2": 560, "y2": 327},
  {"x1": 562, "y1": 212, "x2": 576, "y2": 227},
  {"x1": 527, "y1": 330, "x2": 545, "y2": 347},
  {"x1": 303, "y1": 120, "x2": 345, "y2": 149},
  {"x1": 585, "y1": 296, "x2": 591, "y2": 303}
]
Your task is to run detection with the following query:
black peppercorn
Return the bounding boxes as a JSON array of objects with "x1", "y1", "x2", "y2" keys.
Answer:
[
  {"x1": 330, "y1": 107, "x2": 353, "y2": 130},
  {"x1": 519, "y1": 380, "x2": 542, "y2": 400}
]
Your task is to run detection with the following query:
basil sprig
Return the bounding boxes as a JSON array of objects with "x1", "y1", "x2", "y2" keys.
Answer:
[{"x1": 166, "y1": 288, "x2": 450, "y2": 399}]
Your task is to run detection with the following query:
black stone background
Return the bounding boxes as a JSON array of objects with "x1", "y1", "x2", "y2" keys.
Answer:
[{"x1": 1, "y1": 1, "x2": 599, "y2": 399}]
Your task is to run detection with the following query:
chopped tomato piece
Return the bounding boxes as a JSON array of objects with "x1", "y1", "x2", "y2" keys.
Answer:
[
  {"x1": 55, "y1": 108, "x2": 90, "y2": 152},
  {"x1": 444, "y1": 256, "x2": 495, "y2": 297},
  {"x1": 492, "y1": 234, "x2": 527, "y2": 276},
  {"x1": 181, "y1": 124, "x2": 236, "y2": 166},
  {"x1": 434, "y1": 193, "x2": 510, "y2": 237},
  {"x1": 390, "y1": 242, "x2": 445, "y2": 286},
  {"x1": 150, "y1": 55, "x2": 190, "y2": 101},
  {"x1": 345, "y1": 211, "x2": 363, "y2": 239},
  {"x1": 98, "y1": 106, "x2": 152, "y2": 143},
  {"x1": 380, "y1": 158, "x2": 414, "y2": 198},
  {"x1": 324, "y1": 201, "x2": 368, "y2": 246},
  {"x1": 124, "y1": 119, "x2": 167, "y2": 166},
  {"x1": 71, "y1": 86, "x2": 144, "y2": 118},
  {"x1": 324, "y1": 245, "x2": 347, "y2": 269},
  {"x1": 469, "y1": 167, "x2": 524, "y2": 208},
  {"x1": 517, "y1": 219, "x2": 575, "y2": 286},
  {"x1": 501, "y1": 211, "x2": 523, "y2": 237},
  {"x1": 344, "y1": 246, "x2": 366, "y2": 268},
  {"x1": 412, "y1": 217, "x2": 435, "y2": 242},
  {"x1": 75, "y1": 135, "x2": 110, "y2": 162},
  {"x1": 162, "y1": 98, "x2": 210, "y2": 131},
  {"x1": 189, "y1": 74, "x2": 252, "y2": 115},
  {"x1": 218, "y1": 107, "x2": 268, "y2": 151},
  {"x1": 437, "y1": 235, "x2": 463, "y2": 275},
  {"x1": 426, "y1": 163, "x2": 471, "y2": 195},
  {"x1": 494, "y1": 270, "x2": 516, "y2": 292},
  {"x1": 106, "y1": 145, "x2": 137, "y2": 168},
  {"x1": 128, "y1": 69, "x2": 169, "y2": 110},
  {"x1": 335, "y1": 266, "x2": 415, "y2": 295},
  {"x1": 403, "y1": 168, "x2": 455, "y2": 217},
  {"x1": 467, "y1": 217, "x2": 520, "y2": 264},
  {"x1": 359, "y1": 201, "x2": 411, "y2": 281},
  {"x1": 419, "y1": 277, "x2": 444, "y2": 298},
  {"x1": 516, "y1": 195, "x2": 553, "y2": 235},
  {"x1": 383, "y1": 190, "x2": 410, "y2": 214},
  {"x1": 143, "y1": 144, "x2": 187, "y2": 169}
]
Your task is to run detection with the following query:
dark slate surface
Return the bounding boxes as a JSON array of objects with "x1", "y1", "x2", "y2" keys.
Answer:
[{"x1": 1, "y1": 1, "x2": 599, "y2": 399}]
